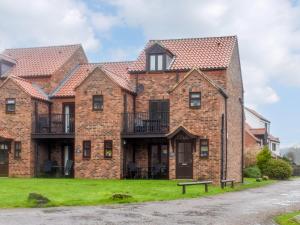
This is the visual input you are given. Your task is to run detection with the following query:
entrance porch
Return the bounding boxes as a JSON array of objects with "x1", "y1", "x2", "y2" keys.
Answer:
[
  {"x1": 34, "y1": 139, "x2": 74, "y2": 178},
  {"x1": 123, "y1": 138, "x2": 169, "y2": 179}
]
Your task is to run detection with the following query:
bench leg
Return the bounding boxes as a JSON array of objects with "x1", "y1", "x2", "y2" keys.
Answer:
[
  {"x1": 221, "y1": 183, "x2": 224, "y2": 189},
  {"x1": 231, "y1": 182, "x2": 234, "y2": 188},
  {"x1": 205, "y1": 184, "x2": 208, "y2": 192},
  {"x1": 182, "y1": 185, "x2": 186, "y2": 194}
]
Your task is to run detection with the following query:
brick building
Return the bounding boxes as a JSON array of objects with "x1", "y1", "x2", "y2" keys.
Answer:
[{"x1": 0, "y1": 36, "x2": 244, "y2": 183}]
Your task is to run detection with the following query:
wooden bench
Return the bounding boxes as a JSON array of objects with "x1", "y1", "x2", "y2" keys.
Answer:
[
  {"x1": 177, "y1": 181, "x2": 212, "y2": 194},
  {"x1": 221, "y1": 179, "x2": 235, "y2": 189}
]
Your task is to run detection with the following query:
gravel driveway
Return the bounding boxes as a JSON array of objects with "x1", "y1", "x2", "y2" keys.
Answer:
[{"x1": 1, "y1": 179, "x2": 300, "y2": 225}]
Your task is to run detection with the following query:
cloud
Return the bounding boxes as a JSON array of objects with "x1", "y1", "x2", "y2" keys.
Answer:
[
  {"x1": 0, "y1": 0, "x2": 118, "y2": 53},
  {"x1": 109, "y1": 0, "x2": 300, "y2": 108}
]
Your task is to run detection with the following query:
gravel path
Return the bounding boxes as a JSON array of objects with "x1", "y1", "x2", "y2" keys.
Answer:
[{"x1": 1, "y1": 179, "x2": 300, "y2": 225}]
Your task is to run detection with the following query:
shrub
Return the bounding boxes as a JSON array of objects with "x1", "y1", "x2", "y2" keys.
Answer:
[
  {"x1": 264, "y1": 159, "x2": 292, "y2": 180},
  {"x1": 243, "y1": 165, "x2": 261, "y2": 178},
  {"x1": 262, "y1": 175, "x2": 269, "y2": 180},
  {"x1": 257, "y1": 146, "x2": 272, "y2": 173},
  {"x1": 28, "y1": 193, "x2": 50, "y2": 207}
]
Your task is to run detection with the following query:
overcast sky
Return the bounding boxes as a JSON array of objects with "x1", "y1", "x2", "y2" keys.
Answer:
[{"x1": 0, "y1": 0, "x2": 299, "y2": 147}]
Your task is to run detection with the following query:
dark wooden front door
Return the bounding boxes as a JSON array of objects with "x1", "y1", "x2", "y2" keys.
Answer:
[
  {"x1": 0, "y1": 142, "x2": 9, "y2": 177},
  {"x1": 176, "y1": 141, "x2": 193, "y2": 179},
  {"x1": 149, "y1": 144, "x2": 169, "y2": 178}
]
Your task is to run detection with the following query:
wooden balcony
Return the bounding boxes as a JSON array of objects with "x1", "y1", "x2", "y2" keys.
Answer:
[
  {"x1": 122, "y1": 112, "x2": 169, "y2": 137},
  {"x1": 32, "y1": 114, "x2": 75, "y2": 139}
]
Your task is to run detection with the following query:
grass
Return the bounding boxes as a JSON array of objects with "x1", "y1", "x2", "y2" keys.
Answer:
[
  {"x1": 275, "y1": 211, "x2": 300, "y2": 225},
  {"x1": 0, "y1": 177, "x2": 275, "y2": 208}
]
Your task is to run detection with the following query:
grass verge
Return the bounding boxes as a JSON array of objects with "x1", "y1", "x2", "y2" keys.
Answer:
[
  {"x1": 275, "y1": 211, "x2": 300, "y2": 225},
  {"x1": 0, "y1": 177, "x2": 276, "y2": 208}
]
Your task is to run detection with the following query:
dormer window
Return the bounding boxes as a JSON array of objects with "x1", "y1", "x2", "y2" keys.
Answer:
[
  {"x1": 149, "y1": 54, "x2": 163, "y2": 71},
  {"x1": 0, "y1": 54, "x2": 16, "y2": 77},
  {"x1": 146, "y1": 43, "x2": 173, "y2": 72}
]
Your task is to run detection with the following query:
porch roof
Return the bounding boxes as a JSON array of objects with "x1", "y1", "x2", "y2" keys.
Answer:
[
  {"x1": 167, "y1": 126, "x2": 199, "y2": 139},
  {"x1": 0, "y1": 129, "x2": 13, "y2": 140}
]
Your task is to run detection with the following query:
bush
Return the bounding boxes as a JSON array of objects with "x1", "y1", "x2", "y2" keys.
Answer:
[
  {"x1": 263, "y1": 159, "x2": 292, "y2": 180},
  {"x1": 257, "y1": 146, "x2": 272, "y2": 173},
  {"x1": 243, "y1": 165, "x2": 261, "y2": 178}
]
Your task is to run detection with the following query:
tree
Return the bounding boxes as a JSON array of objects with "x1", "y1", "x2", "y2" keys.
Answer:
[{"x1": 256, "y1": 145, "x2": 272, "y2": 174}]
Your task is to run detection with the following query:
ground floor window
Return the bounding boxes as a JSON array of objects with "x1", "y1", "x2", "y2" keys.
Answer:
[
  {"x1": 83, "y1": 141, "x2": 91, "y2": 159},
  {"x1": 14, "y1": 141, "x2": 21, "y2": 159},
  {"x1": 200, "y1": 139, "x2": 209, "y2": 158},
  {"x1": 104, "y1": 140, "x2": 112, "y2": 158}
]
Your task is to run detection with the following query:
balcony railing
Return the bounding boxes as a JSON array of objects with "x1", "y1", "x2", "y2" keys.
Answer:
[
  {"x1": 33, "y1": 114, "x2": 75, "y2": 134},
  {"x1": 122, "y1": 112, "x2": 169, "y2": 135}
]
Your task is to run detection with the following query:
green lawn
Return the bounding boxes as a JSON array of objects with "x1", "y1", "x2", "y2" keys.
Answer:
[
  {"x1": 275, "y1": 211, "x2": 300, "y2": 225},
  {"x1": 0, "y1": 178, "x2": 275, "y2": 208}
]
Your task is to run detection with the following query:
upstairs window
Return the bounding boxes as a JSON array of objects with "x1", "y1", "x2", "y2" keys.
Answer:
[
  {"x1": 149, "y1": 54, "x2": 163, "y2": 71},
  {"x1": 146, "y1": 43, "x2": 173, "y2": 72},
  {"x1": 93, "y1": 95, "x2": 103, "y2": 111},
  {"x1": 6, "y1": 98, "x2": 15, "y2": 113},
  {"x1": 14, "y1": 142, "x2": 21, "y2": 159},
  {"x1": 189, "y1": 92, "x2": 201, "y2": 108}
]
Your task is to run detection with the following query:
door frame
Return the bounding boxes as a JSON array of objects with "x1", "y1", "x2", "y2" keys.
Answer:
[
  {"x1": 175, "y1": 139, "x2": 194, "y2": 179},
  {"x1": 61, "y1": 143, "x2": 74, "y2": 177},
  {"x1": 148, "y1": 143, "x2": 169, "y2": 179},
  {"x1": 0, "y1": 141, "x2": 10, "y2": 177},
  {"x1": 62, "y1": 102, "x2": 75, "y2": 133}
]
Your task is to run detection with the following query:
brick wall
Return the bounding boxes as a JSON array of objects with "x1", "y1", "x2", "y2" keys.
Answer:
[
  {"x1": 74, "y1": 68, "x2": 127, "y2": 178},
  {"x1": 0, "y1": 79, "x2": 35, "y2": 176},
  {"x1": 225, "y1": 43, "x2": 244, "y2": 182},
  {"x1": 169, "y1": 70, "x2": 225, "y2": 183},
  {"x1": 244, "y1": 130, "x2": 261, "y2": 167}
]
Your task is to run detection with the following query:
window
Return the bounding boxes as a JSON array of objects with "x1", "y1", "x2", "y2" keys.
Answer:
[
  {"x1": 6, "y1": 98, "x2": 15, "y2": 113},
  {"x1": 93, "y1": 95, "x2": 103, "y2": 111},
  {"x1": 149, "y1": 54, "x2": 164, "y2": 71},
  {"x1": 157, "y1": 54, "x2": 163, "y2": 70},
  {"x1": 104, "y1": 140, "x2": 113, "y2": 158},
  {"x1": 189, "y1": 92, "x2": 201, "y2": 108},
  {"x1": 200, "y1": 139, "x2": 209, "y2": 158},
  {"x1": 150, "y1": 55, "x2": 156, "y2": 71},
  {"x1": 83, "y1": 141, "x2": 91, "y2": 159},
  {"x1": 272, "y1": 143, "x2": 276, "y2": 151},
  {"x1": 14, "y1": 142, "x2": 21, "y2": 159}
]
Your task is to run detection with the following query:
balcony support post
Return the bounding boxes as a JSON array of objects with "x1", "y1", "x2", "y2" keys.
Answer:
[{"x1": 48, "y1": 102, "x2": 52, "y2": 133}]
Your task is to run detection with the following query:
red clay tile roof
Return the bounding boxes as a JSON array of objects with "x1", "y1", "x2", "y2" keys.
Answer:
[
  {"x1": 52, "y1": 61, "x2": 134, "y2": 97},
  {"x1": 0, "y1": 129, "x2": 13, "y2": 140},
  {"x1": 245, "y1": 123, "x2": 261, "y2": 142},
  {"x1": 245, "y1": 107, "x2": 270, "y2": 123},
  {"x1": 2, "y1": 44, "x2": 82, "y2": 77},
  {"x1": 5, "y1": 76, "x2": 49, "y2": 101},
  {"x1": 268, "y1": 134, "x2": 280, "y2": 143},
  {"x1": 250, "y1": 128, "x2": 266, "y2": 136},
  {"x1": 129, "y1": 36, "x2": 237, "y2": 72}
]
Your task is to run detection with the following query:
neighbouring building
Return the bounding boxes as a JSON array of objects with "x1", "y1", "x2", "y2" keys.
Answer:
[
  {"x1": 244, "y1": 107, "x2": 280, "y2": 158},
  {"x1": 0, "y1": 36, "x2": 244, "y2": 184}
]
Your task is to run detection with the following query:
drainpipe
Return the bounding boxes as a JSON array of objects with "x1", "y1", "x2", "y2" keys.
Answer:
[
  {"x1": 240, "y1": 97, "x2": 245, "y2": 183},
  {"x1": 225, "y1": 97, "x2": 228, "y2": 180}
]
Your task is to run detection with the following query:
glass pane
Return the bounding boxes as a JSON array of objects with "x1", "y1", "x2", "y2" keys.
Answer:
[
  {"x1": 191, "y1": 93, "x2": 200, "y2": 98},
  {"x1": 151, "y1": 145, "x2": 159, "y2": 167},
  {"x1": 105, "y1": 149, "x2": 112, "y2": 157},
  {"x1": 150, "y1": 55, "x2": 156, "y2": 71},
  {"x1": 191, "y1": 99, "x2": 200, "y2": 107},
  {"x1": 157, "y1": 55, "x2": 163, "y2": 70},
  {"x1": 7, "y1": 99, "x2": 15, "y2": 104},
  {"x1": 178, "y1": 143, "x2": 185, "y2": 164}
]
